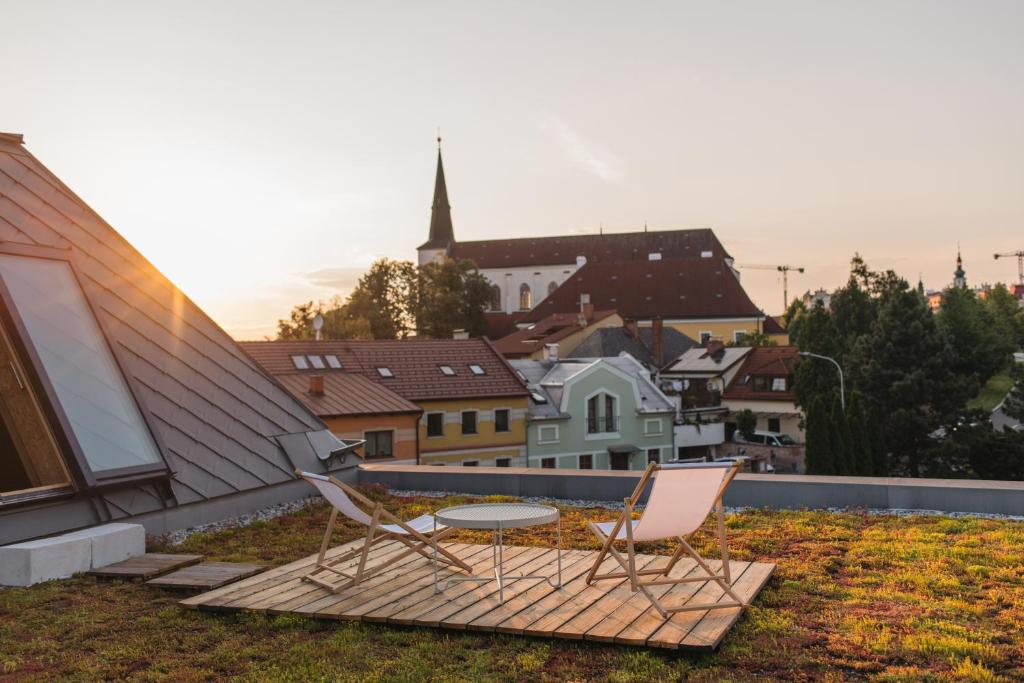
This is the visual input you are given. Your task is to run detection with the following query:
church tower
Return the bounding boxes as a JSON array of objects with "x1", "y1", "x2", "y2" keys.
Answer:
[
  {"x1": 953, "y1": 248, "x2": 966, "y2": 289},
  {"x1": 417, "y1": 138, "x2": 455, "y2": 266}
]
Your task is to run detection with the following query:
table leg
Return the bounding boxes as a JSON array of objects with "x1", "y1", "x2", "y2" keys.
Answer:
[
  {"x1": 433, "y1": 516, "x2": 439, "y2": 594},
  {"x1": 497, "y1": 523, "x2": 504, "y2": 603},
  {"x1": 556, "y1": 513, "x2": 562, "y2": 587}
]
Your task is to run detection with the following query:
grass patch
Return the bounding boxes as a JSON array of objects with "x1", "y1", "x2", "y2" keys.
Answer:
[
  {"x1": 1, "y1": 489, "x2": 1022, "y2": 681},
  {"x1": 967, "y1": 372, "x2": 1014, "y2": 411}
]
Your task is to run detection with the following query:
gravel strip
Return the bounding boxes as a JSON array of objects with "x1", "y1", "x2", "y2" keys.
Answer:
[{"x1": 162, "y1": 495, "x2": 321, "y2": 546}]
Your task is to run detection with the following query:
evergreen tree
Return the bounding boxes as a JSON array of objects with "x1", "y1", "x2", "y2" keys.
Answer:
[
  {"x1": 803, "y1": 396, "x2": 834, "y2": 475},
  {"x1": 736, "y1": 409, "x2": 757, "y2": 441},
  {"x1": 849, "y1": 285, "x2": 969, "y2": 476},
  {"x1": 936, "y1": 286, "x2": 1003, "y2": 388},
  {"x1": 1004, "y1": 365, "x2": 1024, "y2": 423},
  {"x1": 845, "y1": 391, "x2": 873, "y2": 475},
  {"x1": 830, "y1": 394, "x2": 851, "y2": 475},
  {"x1": 414, "y1": 259, "x2": 493, "y2": 339},
  {"x1": 792, "y1": 301, "x2": 843, "y2": 411},
  {"x1": 830, "y1": 275, "x2": 876, "y2": 354},
  {"x1": 983, "y1": 284, "x2": 1024, "y2": 353},
  {"x1": 866, "y1": 404, "x2": 888, "y2": 476}
]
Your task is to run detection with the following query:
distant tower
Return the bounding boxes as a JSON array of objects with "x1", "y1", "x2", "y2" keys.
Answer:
[
  {"x1": 417, "y1": 137, "x2": 455, "y2": 266},
  {"x1": 953, "y1": 248, "x2": 967, "y2": 289}
]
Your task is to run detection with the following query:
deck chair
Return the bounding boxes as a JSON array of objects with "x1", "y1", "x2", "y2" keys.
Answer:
[
  {"x1": 296, "y1": 471, "x2": 472, "y2": 592},
  {"x1": 585, "y1": 461, "x2": 745, "y2": 618}
]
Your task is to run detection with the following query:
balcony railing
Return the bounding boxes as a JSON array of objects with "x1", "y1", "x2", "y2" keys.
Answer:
[{"x1": 587, "y1": 416, "x2": 619, "y2": 434}]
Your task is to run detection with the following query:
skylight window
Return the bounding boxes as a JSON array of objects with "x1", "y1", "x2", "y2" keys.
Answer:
[
  {"x1": 325, "y1": 355, "x2": 342, "y2": 369},
  {"x1": 0, "y1": 254, "x2": 163, "y2": 476},
  {"x1": 376, "y1": 367, "x2": 394, "y2": 378},
  {"x1": 307, "y1": 355, "x2": 325, "y2": 369},
  {"x1": 530, "y1": 391, "x2": 548, "y2": 404},
  {"x1": 515, "y1": 370, "x2": 527, "y2": 382},
  {"x1": 469, "y1": 364, "x2": 485, "y2": 375},
  {"x1": 291, "y1": 355, "x2": 309, "y2": 370},
  {"x1": 439, "y1": 365, "x2": 456, "y2": 376}
]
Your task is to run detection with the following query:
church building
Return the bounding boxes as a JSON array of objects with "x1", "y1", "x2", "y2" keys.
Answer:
[{"x1": 417, "y1": 142, "x2": 774, "y2": 344}]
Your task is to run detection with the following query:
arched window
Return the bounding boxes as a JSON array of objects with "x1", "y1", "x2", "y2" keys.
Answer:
[
  {"x1": 519, "y1": 283, "x2": 532, "y2": 310},
  {"x1": 547, "y1": 281, "x2": 559, "y2": 296},
  {"x1": 489, "y1": 285, "x2": 502, "y2": 311}
]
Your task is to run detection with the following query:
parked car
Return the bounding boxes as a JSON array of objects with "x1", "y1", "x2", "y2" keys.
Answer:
[{"x1": 732, "y1": 430, "x2": 797, "y2": 447}]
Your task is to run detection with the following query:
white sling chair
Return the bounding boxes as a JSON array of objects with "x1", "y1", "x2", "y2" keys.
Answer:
[
  {"x1": 585, "y1": 461, "x2": 746, "y2": 619},
  {"x1": 297, "y1": 471, "x2": 472, "y2": 592}
]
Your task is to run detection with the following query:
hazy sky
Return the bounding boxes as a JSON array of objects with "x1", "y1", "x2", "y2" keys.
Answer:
[{"x1": 3, "y1": 1, "x2": 1022, "y2": 338}]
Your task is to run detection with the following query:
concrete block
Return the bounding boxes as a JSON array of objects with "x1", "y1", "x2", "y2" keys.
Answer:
[
  {"x1": 63, "y1": 523, "x2": 146, "y2": 569},
  {"x1": 0, "y1": 536, "x2": 92, "y2": 586}
]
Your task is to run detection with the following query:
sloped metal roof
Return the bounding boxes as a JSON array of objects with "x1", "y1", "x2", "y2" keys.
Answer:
[{"x1": 0, "y1": 133, "x2": 338, "y2": 516}]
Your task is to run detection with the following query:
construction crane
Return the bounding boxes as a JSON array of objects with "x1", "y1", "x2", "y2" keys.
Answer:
[
  {"x1": 738, "y1": 264, "x2": 805, "y2": 312},
  {"x1": 993, "y1": 250, "x2": 1024, "y2": 285}
]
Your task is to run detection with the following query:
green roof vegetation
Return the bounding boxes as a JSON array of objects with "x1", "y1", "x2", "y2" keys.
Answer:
[{"x1": 1, "y1": 487, "x2": 1021, "y2": 681}]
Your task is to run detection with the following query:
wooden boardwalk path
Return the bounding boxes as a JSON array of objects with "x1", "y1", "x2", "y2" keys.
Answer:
[{"x1": 181, "y1": 540, "x2": 775, "y2": 650}]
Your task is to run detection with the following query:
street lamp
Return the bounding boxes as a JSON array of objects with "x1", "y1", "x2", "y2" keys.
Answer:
[{"x1": 798, "y1": 352, "x2": 845, "y2": 411}]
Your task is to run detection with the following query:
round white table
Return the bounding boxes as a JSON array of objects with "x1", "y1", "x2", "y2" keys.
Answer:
[{"x1": 433, "y1": 502, "x2": 562, "y2": 603}]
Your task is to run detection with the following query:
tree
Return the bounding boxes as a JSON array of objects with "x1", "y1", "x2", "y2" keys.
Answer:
[
  {"x1": 803, "y1": 396, "x2": 834, "y2": 475},
  {"x1": 782, "y1": 298, "x2": 807, "y2": 330},
  {"x1": 983, "y1": 284, "x2": 1024, "y2": 352},
  {"x1": 792, "y1": 301, "x2": 843, "y2": 411},
  {"x1": 830, "y1": 275, "x2": 875, "y2": 354},
  {"x1": 1004, "y1": 364, "x2": 1024, "y2": 423},
  {"x1": 345, "y1": 259, "x2": 418, "y2": 339},
  {"x1": 413, "y1": 259, "x2": 493, "y2": 339},
  {"x1": 736, "y1": 409, "x2": 757, "y2": 442},
  {"x1": 728, "y1": 331, "x2": 777, "y2": 347},
  {"x1": 845, "y1": 391, "x2": 874, "y2": 476},
  {"x1": 848, "y1": 284, "x2": 970, "y2": 476},
  {"x1": 829, "y1": 394, "x2": 851, "y2": 475},
  {"x1": 275, "y1": 298, "x2": 373, "y2": 340},
  {"x1": 936, "y1": 286, "x2": 1002, "y2": 389}
]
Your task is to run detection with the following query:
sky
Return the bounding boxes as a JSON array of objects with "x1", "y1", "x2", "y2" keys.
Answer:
[{"x1": 2, "y1": 1, "x2": 1023, "y2": 339}]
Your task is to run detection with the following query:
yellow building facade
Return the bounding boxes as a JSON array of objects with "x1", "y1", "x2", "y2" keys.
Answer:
[{"x1": 417, "y1": 396, "x2": 529, "y2": 466}]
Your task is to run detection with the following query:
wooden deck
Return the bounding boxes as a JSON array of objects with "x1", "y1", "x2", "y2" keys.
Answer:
[{"x1": 181, "y1": 539, "x2": 775, "y2": 650}]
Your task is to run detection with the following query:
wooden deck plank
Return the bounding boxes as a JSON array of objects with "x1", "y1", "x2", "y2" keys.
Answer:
[
  {"x1": 306, "y1": 544, "x2": 494, "y2": 621},
  {"x1": 89, "y1": 553, "x2": 203, "y2": 580},
  {"x1": 524, "y1": 555, "x2": 661, "y2": 638},
  {"x1": 679, "y1": 562, "x2": 776, "y2": 650},
  {"x1": 181, "y1": 541, "x2": 775, "y2": 652},
  {"x1": 406, "y1": 547, "x2": 556, "y2": 628},
  {"x1": 383, "y1": 546, "x2": 540, "y2": 625},
  {"x1": 580, "y1": 559, "x2": 700, "y2": 643},
  {"x1": 461, "y1": 551, "x2": 594, "y2": 631},
  {"x1": 180, "y1": 538, "x2": 365, "y2": 609},
  {"x1": 146, "y1": 562, "x2": 265, "y2": 590},
  {"x1": 647, "y1": 561, "x2": 753, "y2": 649}
]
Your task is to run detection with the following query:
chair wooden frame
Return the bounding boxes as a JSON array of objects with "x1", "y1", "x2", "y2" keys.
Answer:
[
  {"x1": 585, "y1": 461, "x2": 746, "y2": 619},
  {"x1": 296, "y1": 471, "x2": 472, "y2": 593}
]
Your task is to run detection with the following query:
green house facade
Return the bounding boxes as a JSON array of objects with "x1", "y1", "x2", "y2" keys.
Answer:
[{"x1": 511, "y1": 356, "x2": 676, "y2": 471}]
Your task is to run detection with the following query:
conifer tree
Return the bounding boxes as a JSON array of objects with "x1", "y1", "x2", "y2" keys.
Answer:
[
  {"x1": 846, "y1": 391, "x2": 873, "y2": 475},
  {"x1": 803, "y1": 396, "x2": 833, "y2": 475},
  {"x1": 830, "y1": 395, "x2": 851, "y2": 475}
]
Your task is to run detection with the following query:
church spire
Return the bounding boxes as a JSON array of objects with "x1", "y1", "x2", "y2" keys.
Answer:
[
  {"x1": 418, "y1": 137, "x2": 455, "y2": 252},
  {"x1": 953, "y1": 245, "x2": 966, "y2": 289}
]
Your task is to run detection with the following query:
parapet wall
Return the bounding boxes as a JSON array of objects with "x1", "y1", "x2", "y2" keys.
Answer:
[{"x1": 357, "y1": 464, "x2": 1024, "y2": 517}]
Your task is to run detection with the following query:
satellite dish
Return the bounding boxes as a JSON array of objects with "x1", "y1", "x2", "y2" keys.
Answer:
[{"x1": 312, "y1": 314, "x2": 324, "y2": 331}]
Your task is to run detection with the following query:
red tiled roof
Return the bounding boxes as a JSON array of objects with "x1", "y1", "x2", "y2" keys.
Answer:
[
  {"x1": 449, "y1": 228, "x2": 729, "y2": 269},
  {"x1": 483, "y1": 311, "x2": 529, "y2": 340},
  {"x1": 722, "y1": 346, "x2": 799, "y2": 401},
  {"x1": 239, "y1": 338, "x2": 528, "y2": 402},
  {"x1": 764, "y1": 316, "x2": 786, "y2": 334},
  {"x1": 520, "y1": 258, "x2": 763, "y2": 323},
  {"x1": 493, "y1": 310, "x2": 618, "y2": 358},
  {"x1": 275, "y1": 373, "x2": 421, "y2": 417}
]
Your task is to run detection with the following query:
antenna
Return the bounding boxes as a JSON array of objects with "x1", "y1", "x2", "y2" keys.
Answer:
[{"x1": 313, "y1": 313, "x2": 324, "y2": 341}]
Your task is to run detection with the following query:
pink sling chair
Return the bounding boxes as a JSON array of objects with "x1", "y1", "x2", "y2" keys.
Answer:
[
  {"x1": 585, "y1": 461, "x2": 746, "y2": 618},
  {"x1": 297, "y1": 471, "x2": 472, "y2": 593}
]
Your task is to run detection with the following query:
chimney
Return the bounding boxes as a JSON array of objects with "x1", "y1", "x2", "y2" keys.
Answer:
[
  {"x1": 624, "y1": 319, "x2": 639, "y2": 339},
  {"x1": 452, "y1": 329, "x2": 469, "y2": 340},
  {"x1": 545, "y1": 343, "x2": 559, "y2": 362},
  {"x1": 706, "y1": 340, "x2": 726, "y2": 362},
  {"x1": 581, "y1": 302, "x2": 595, "y2": 320},
  {"x1": 309, "y1": 375, "x2": 325, "y2": 396},
  {"x1": 651, "y1": 318, "x2": 664, "y2": 367}
]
